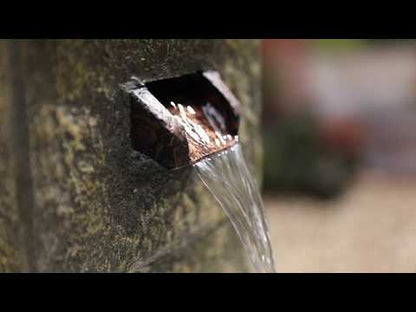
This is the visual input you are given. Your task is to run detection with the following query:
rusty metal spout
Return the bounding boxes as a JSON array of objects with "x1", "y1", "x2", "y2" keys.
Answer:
[{"x1": 124, "y1": 70, "x2": 241, "y2": 169}]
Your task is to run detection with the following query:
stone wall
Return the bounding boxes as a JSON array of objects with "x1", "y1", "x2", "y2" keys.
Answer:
[{"x1": 0, "y1": 40, "x2": 261, "y2": 272}]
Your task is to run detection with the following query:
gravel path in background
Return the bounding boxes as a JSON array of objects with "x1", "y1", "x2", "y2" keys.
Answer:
[{"x1": 265, "y1": 172, "x2": 416, "y2": 272}]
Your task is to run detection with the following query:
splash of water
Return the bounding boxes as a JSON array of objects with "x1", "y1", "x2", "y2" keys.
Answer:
[{"x1": 195, "y1": 143, "x2": 276, "y2": 273}]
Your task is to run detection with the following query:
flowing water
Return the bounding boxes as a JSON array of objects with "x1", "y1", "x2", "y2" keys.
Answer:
[
  {"x1": 167, "y1": 100, "x2": 275, "y2": 273},
  {"x1": 195, "y1": 143, "x2": 276, "y2": 273}
]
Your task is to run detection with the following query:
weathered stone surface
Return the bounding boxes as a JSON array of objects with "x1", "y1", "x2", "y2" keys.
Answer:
[
  {"x1": 0, "y1": 40, "x2": 261, "y2": 272},
  {"x1": 0, "y1": 45, "x2": 21, "y2": 272}
]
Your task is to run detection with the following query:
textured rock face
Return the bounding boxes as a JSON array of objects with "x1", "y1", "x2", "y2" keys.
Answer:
[{"x1": 0, "y1": 40, "x2": 262, "y2": 272}]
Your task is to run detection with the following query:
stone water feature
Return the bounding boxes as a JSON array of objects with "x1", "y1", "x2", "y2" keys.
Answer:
[{"x1": 0, "y1": 40, "x2": 262, "y2": 272}]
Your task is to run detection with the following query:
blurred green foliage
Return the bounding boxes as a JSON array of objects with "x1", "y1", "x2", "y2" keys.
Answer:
[
  {"x1": 311, "y1": 39, "x2": 365, "y2": 52},
  {"x1": 311, "y1": 39, "x2": 416, "y2": 53},
  {"x1": 263, "y1": 114, "x2": 357, "y2": 198}
]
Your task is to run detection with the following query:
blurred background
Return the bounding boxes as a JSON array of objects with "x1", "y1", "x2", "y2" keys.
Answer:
[{"x1": 262, "y1": 39, "x2": 416, "y2": 272}]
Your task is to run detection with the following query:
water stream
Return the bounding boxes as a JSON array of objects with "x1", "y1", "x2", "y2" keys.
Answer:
[
  {"x1": 167, "y1": 100, "x2": 276, "y2": 273},
  {"x1": 195, "y1": 143, "x2": 276, "y2": 273}
]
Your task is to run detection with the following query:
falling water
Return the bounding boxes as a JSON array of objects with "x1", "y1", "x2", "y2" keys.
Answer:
[
  {"x1": 168, "y1": 100, "x2": 275, "y2": 273},
  {"x1": 195, "y1": 143, "x2": 276, "y2": 273}
]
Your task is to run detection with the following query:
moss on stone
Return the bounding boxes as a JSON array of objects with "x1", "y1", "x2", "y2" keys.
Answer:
[
  {"x1": 0, "y1": 43, "x2": 26, "y2": 272},
  {"x1": 1, "y1": 40, "x2": 261, "y2": 272}
]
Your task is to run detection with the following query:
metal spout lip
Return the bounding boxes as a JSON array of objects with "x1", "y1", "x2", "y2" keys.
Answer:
[
  {"x1": 126, "y1": 70, "x2": 241, "y2": 170},
  {"x1": 170, "y1": 136, "x2": 240, "y2": 171},
  {"x1": 191, "y1": 136, "x2": 240, "y2": 164}
]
